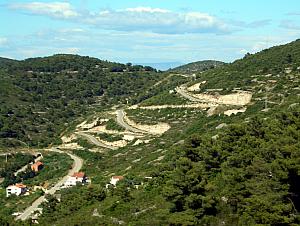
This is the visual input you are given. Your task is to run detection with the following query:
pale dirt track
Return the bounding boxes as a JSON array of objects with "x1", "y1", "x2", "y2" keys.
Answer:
[{"x1": 16, "y1": 148, "x2": 83, "y2": 221}]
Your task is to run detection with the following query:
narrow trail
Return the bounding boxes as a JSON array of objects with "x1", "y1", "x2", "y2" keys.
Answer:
[
  {"x1": 116, "y1": 109, "x2": 148, "y2": 134},
  {"x1": 16, "y1": 148, "x2": 83, "y2": 221},
  {"x1": 76, "y1": 131, "x2": 118, "y2": 150},
  {"x1": 175, "y1": 86, "x2": 202, "y2": 102}
]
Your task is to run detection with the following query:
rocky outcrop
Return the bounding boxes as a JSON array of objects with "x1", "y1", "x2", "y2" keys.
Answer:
[
  {"x1": 192, "y1": 92, "x2": 252, "y2": 106},
  {"x1": 224, "y1": 108, "x2": 247, "y2": 116},
  {"x1": 124, "y1": 115, "x2": 170, "y2": 135},
  {"x1": 138, "y1": 103, "x2": 217, "y2": 110}
]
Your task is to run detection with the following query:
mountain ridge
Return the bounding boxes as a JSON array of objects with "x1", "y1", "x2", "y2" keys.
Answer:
[
  {"x1": 0, "y1": 39, "x2": 299, "y2": 225},
  {"x1": 169, "y1": 60, "x2": 225, "y2": 73}
]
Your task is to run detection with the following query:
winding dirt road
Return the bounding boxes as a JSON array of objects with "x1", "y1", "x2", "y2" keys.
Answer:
[
  {"x1": 76, "y1": 131, "x2": 118, "y2": 150},
  {"x1": 16, "y1": 148, "x2": 83, "y2": 221},
  {"x1": 175, "y1": 86, "x2": 202, "y2": 102},
  {"x1": 116, "y1": 109, "x2": 147, "y2": 134}
]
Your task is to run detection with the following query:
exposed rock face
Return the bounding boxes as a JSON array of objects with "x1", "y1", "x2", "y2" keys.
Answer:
[
  {"x1": 224, "y1": 108, "x2": 247, "y2": 116},
  {"x1": 77, "y1": 118, "x2": 99, "y2": 130},
  {"x1": 123, "y1": 135, "x2": 135, "y2": 141},
  {"x1": 61, "y1": 134, "x2": 77, "y2": 143},
  {"x1": 124, "y1": 115, "x2": 170, "y2": 135},
  {"x1": 207, "y1": 106, "x2": 218, "y2": 116},
  {"x1": 138, "y1": 103, "x2": 216, "y2": 110},
  {"x1": 100, "y1": 139, "x2": 127, "y2": 148},
  {"x1": 133, "y1": 140, "x2": 144, "y2": 146},
  {"x1": 216, "y1": 123, "x2": 228, "y2": 129},
  {"x1": 192, "y1": 92, "x2": 252, "y2": 106},
  {"x1": 76, "y1": 118, "x2": 109, "y2": 130},
  {"x1": 58, "y1": 142, "x2": 84, "y2": 150}
]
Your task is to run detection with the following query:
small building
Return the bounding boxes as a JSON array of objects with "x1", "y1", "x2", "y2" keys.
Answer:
[
  {"x1": 64, "y1": 172, "x2": 87, "y2": 187},
  {"x1": 31, "y1": 161, "x2": 44, "y2": 172},
  {"x1": 6, "y1": 184, "x2": 27, "y2": 197},
  {"x1": 110, "y1": 176, "x2": 124, "y2": 186}
]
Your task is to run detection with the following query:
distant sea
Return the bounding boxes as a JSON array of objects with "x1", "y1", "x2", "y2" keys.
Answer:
[{"x1": 134, "y1": 62, "x2": 183, "y2": 71}]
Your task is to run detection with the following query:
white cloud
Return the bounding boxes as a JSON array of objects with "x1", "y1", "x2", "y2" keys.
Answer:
[
  {"x1": 0, "y1": 37, "x2": 8, "y2": 46},
  {"x1": 125, "y1": 7, "x2": 170, "y2": 13},
  {"x1": 87, "y1": 7, "x2": 230, "y2": 34},
  {"x1": 8, "y1": 3, "x2": 230, "y2": 34},
  {"x1": 9, "y1": 2, "x2": 79, "y2": 19},
  {"x1": 59, "y1": 28, "x2": 85, "y2": 33},
  {"x1": 252, "y1": 42, "x2": 268, "y2": 53}
]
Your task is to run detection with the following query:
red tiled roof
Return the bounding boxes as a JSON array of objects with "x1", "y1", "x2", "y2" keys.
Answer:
[
  {"x1": 32, "y1": 161, "x2": 43, "y2": 167},
  {"x1": 72, "y1": 172, "x2": 85, "y2": 178},
  {"x1": 31, "y1": 161, "x2": 44, "y2": 172},
  {"x1": 15, "y1": 184, "x2": 27, "y2": 188},
  {"x1": 112, "y1": 176, "x2": 124, "y2": 180},
  {"x1": 35, "y1": 161, "x2": 43, "y2": 166}
]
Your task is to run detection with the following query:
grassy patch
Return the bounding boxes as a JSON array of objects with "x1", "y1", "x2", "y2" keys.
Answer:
[
  {"x1": 140, "y1": 91, "x2": 188, "y2": 106},
  {"x1": 106, "y1": 119, "x2": 125, "y2": 131},
  {"x1": 96, "y1": 133, "x2": 123, "y2": 142}
]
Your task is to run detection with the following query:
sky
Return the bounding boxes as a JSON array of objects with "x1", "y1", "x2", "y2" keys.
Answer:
[{"x1": 0, "y1": 0, "x2": 300, "y2": 67}]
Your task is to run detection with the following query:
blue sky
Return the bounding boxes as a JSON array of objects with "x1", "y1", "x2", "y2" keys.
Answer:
[{"x1": 0, "y1": 0, "x2": 300, "y2": 66}]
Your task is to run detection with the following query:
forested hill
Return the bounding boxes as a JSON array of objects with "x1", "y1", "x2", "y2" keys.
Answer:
[
  {"x1": 32, "y1": 39, "x2": 300, "y2": 226},
  {"x1": 0, "y1": 39, "x2": 300, "y2": 225},
  {"x1": 186, "y1": 39, "x2": 300, "y2": 93},
  {"x1": 1, "y1": 54, "x2": 157, "y2": 73},
  {"x1": 0, "y1": 54, "x2": 160, "y2": 148},
  {"x1": 0, "y1": 57, "x2": 17, "y2": 68},
  {"x1": 154, "y1": 39, "x2": 300, "y2": 225},
  {"x1": 170, "y1": 60, "x2": 225, "y2": 73}
]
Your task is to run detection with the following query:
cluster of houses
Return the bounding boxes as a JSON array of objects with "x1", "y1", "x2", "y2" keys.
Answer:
[
  {"x1": 6, "y1": 172, "x2": 126, "y2": 198},
  {"x1": 6, "y1": 157, "x2": 139, "y2": 198},
  {"x1": 7, "y1": 170, "x2": 91, "y2": 197},
  {"x1": 6, "y1": 161, "x2": 44, "y2": 197},
  {"x1": 63, "y1": 173, "x2": 125, "y2": 189}
]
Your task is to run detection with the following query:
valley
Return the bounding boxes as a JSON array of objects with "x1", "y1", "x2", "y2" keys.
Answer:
[{"x1": 0, "y1": 40, "x2": 300, "y2": 225}]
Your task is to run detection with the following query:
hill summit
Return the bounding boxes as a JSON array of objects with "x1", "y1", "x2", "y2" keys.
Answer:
[{"x1": 170, "y1": 60, "x2": 225, "y2": 73}]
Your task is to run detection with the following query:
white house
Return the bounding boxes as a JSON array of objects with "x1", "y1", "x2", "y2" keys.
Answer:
[
  {"x1": 110, "y1": 176, "x2": 124, "y2": 186},
  {"x1": 6, "y1": 184, "x2": 27, "y2": 197},
  {"x1": 64, "y1": 172, "x2": 86, "y2": 187},
  {"x1": 106, "y1": 176, "x2": 124, "y2": 188}
]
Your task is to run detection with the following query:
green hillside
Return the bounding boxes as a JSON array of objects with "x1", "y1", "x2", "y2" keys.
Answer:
[
  {"x1": 0, "y1": 40, "x2": 300, "y2": 225},
  {"x1": 170, "y1": 60, "x2": 225, "y2": 73},
  {"x1": 0, "y1": 54, "x2": 162, "y2": 148}
]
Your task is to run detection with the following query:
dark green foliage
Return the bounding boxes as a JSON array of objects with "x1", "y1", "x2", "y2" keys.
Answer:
[
  {"x1": 170, "y1": 60, "x2": 225, "y2": 73},
  {"x1": 161, "y1": 108, "x2": 300, "y2": 225},
  {"x1": 0, "y1": 153, "x2": 35, "y2": 187},
  {"x1": 0, "y1": 54, "x2": 163, "y2": 148},
  {"x1": 1, "y1": 40, "x2": 300, "y2": 225},
  {"x1": 140, "y1": 91, "x2": 188, "y2": 106},
  {"x1": 39, "y1": 186, "x2": 106, "y2": 225},
  {"x1": 97, "y1": 133, "x2": 123, "y2": 142},
  {"x1": 76, "y1": 138, "x2": 98, "y2": 149},
  {"x1": 22, "y1": 152, "x2": 73, "y2": 186},
  {"x1": 195, "y1": 39, "x2": 300, "y2": 92},
  {"x1": 106, "y1": 119, "x2": 125, "y2": 131}
]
